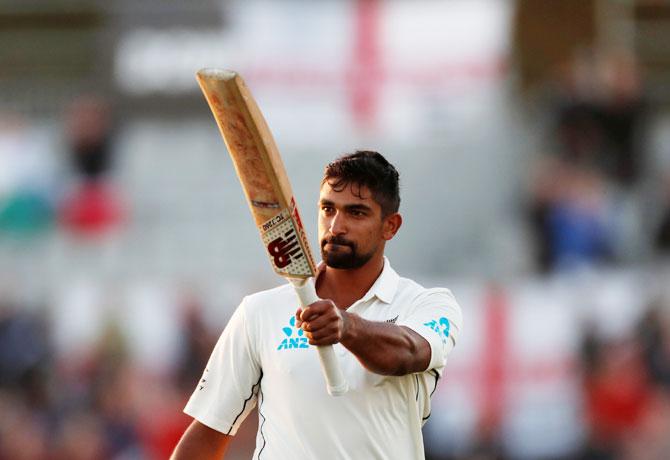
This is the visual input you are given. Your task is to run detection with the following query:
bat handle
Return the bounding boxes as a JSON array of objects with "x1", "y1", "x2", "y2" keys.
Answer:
[{"x1": 291, "y1": 278, "x2": 349, "y2": 396}]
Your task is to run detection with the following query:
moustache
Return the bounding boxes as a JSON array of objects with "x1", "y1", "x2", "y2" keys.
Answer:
[{"x1": 321, "y1": 236, "x2": 354, "y2": 249}]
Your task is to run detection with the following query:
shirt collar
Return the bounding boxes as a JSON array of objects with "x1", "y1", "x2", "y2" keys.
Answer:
[{"x1": 356, "y1": 256, "x2": 399, "y2": 305}]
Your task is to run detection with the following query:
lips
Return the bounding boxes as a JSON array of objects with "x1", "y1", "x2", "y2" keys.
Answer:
[
  {"x1": 321, "y1": 237, "x2": 354, "y2": 250},
  {"x1": 324, "y1": 243, "x2": 350, "y2": 251}
]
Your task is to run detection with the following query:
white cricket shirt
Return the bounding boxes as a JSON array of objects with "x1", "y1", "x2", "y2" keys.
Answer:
[{"x1": 184, "y1": 258, "x2": 462, "y2": 459}]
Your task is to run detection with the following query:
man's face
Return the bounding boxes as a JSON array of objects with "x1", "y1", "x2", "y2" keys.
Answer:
[{"x1": 318, "y1": 181, "x2": 386, "y2": 269}]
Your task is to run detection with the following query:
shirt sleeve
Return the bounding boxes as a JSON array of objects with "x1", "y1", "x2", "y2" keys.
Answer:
[
  {"x1": 183, "y1": 297, "x2": 262, "y2": 435},
  {"x1": 396, "y1": 288, "x2": 462, "y2": 373}
]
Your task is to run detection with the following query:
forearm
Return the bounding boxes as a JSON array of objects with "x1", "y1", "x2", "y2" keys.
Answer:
[
  {"x1": 171, "y1": 420, "x2": 231, "y2": 460},
  {"x1": 340, "y1": 311, "x2": 430, "y2": 376}
]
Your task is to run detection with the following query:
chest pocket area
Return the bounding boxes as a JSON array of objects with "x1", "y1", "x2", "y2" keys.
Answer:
[{"x1": 271, "y1": 316, "x2": 320, "y2": 377}]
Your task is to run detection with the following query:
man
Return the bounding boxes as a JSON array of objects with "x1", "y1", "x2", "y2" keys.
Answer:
[{"x1": 171, "y1": 151, "x2": 462, "y2": 459}]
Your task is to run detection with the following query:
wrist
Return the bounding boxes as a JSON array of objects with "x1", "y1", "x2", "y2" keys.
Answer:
[{"x1": 340, "y1": 310, "x2": 357, "y2": 346}]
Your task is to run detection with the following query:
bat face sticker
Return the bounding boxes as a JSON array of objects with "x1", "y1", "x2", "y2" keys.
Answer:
[{"x1": 267, "y1": 228, "x2": 303, "y2": 268}]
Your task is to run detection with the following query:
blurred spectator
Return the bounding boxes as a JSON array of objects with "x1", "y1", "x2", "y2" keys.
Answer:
[
  {"x1": 0, "y1": 190, "x2": 54, "y2": 238},
  {"x1": 52, "y1": 409, "x2": 107, "y2": 460},
  {"x1": 579, "y1": 333, "x2": 653, "y2": 460},
  {"x1": 0, "y1": 303, "x2": 53, "y2": 409},
  {"x1": 94, "y1": 366, "x2": 144, "y2": 459},
  {"x1": 654, "y1": 172, "x2": 670, "y2": 254},
  {"x1": 528, "y1": 158, "x2": 615, "y2": 272},
  {"x1": 0, "y1": 114, "x2": 56, "y2": 239},
  {"x1": 58, "y1": 96, "x2": 124, "y2": 236},
  {"x1": 88, "y1": 321, "x2": 145, "y2": 459},
  {"x1": 136, "y1": 377, "x2": 192, "y2": 460},
  {"x1": 609, "y1": 300, "x2": 670, "y2": 460},
  {"x1": 527, "y1": 157, "x2": 562, "y2": 272},
  {"x1": 552, "y1": 49, "x2": 646, "y2": 188},
  {"x1": 620, "y1": 389, "x2": 670, "y2": 460},
  {"x1": 597, "y1": 52, "x2": 646, "y2": 188},
  {"x1": 468, "y1": 423, "x2": 507, "y2": 460},
  {"x1": 637, "y1": 301, "x2": 670, "y2": 391},
  {"x1": 656, "y1": 210, "x2": 670, "y2": 253},
  {"x1": 0, "y1": 393, "x2": 49, "y2": 460},
  {"x1": 64, "y1": 96, "x2": 115, "y2": 181},
  {"x1": 175, "y1": 291, "x2": 217, "y2": 393}
]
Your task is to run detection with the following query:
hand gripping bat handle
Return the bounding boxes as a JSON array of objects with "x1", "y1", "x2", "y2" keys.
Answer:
[{"x1": 290, "y1": 278, "x2": 349, "y2": 396}]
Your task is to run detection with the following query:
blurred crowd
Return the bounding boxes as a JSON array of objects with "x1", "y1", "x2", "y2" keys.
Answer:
[
  {"x1": 515, "y1": 48, "x2": 670, "y2": 460},
  {"x1": 2, "y1": 277, "x2": 670, "y2": 460},
  {"x1": 0, "y1": 291, "x2": 216, "y2": 460}
]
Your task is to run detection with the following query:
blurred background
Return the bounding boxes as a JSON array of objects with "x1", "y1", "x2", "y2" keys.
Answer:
[{"x1": 1, "y1": 0, "x2": 670, "y2": 458}]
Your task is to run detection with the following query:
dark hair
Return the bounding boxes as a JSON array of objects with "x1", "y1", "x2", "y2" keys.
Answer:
[{"x1": 322, "y1": 150, "x2": 400, "y2": 217}]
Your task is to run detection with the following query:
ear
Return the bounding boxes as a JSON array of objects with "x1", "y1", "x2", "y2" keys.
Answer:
[{"x1": 382, "y1": 213, "x2": 402, "y2": 241}]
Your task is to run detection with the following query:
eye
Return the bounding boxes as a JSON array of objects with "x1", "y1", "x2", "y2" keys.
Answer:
[
  {"x1": 321, "y1": 205, "x2": 334, "y2": 214},
  {"x1": 349, "y1": 208, "x2": 370, "y2": 218}
]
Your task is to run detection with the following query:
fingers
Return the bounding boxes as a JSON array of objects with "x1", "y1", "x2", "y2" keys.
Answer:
[
  {"x1": 296, "y1": 300, "x2": 342, "y2": 345},
  {"x1": 295, "y1": 307, "x2": 303, "y2": 328},
  {"x1": 302, "y1": 312, "x2": 336, "y2": 333},
  {"x1": 299, "y1": 300, "x2": 333, "y2": 320},
  {"x1": 304, "y1": 324, "x2": 341, "y2": 345}
]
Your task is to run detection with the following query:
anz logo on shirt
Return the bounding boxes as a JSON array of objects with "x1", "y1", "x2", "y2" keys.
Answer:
[
  {"x1": 277, "y1": 316, "x2": 310, "y2": 351},
  {"x1": 424, "y1": 317, "x2": 450, "y2": 344}
]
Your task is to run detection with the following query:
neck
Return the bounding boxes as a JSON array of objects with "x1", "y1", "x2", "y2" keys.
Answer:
[{"x1": 316, "y1": 254, "x2": 385, "y2": 310}]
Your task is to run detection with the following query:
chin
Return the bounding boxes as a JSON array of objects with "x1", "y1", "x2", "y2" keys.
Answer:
[{"x1": 322, "y1": 252, "x2": 373, "y2": 270}]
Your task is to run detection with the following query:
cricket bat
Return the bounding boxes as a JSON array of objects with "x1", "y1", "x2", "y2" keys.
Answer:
[{"x1": 196, "y1": 69, "x2": 348, "y2": 396}]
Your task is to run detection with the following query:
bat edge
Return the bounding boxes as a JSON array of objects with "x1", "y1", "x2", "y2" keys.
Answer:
[{"x1": 197, "y1": 68, "x2": 237, "y2": 81}]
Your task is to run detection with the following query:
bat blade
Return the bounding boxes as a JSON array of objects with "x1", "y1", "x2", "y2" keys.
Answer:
[{"x1": 196, "y1": 69, "x2": 316, "y2": 279}]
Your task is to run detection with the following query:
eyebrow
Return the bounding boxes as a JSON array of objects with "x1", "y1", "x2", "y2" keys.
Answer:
[
  {"x1": 346, "y1": 204, "x2": 373, "y2": 213},
  {"x1": 319, "y1": 199, "x2": 373, "y2": 213}
]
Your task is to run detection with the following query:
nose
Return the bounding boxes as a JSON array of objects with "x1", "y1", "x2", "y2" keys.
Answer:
[{"x1": 329, "y1": 210, "x2": 347, "y2": 236}]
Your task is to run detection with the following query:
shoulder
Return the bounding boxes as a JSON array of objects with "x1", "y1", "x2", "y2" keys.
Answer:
[
  {"x1": 238, "y1": 282, "x2": 296, "y2": 316},
  {"x1": 396, "y1": 276, "x2": 459, "y2": 307},
  {"x1": 394, "y1": 276, "x2": 464, "y2": 348},
  {"x1": 394, "y1": 276, "x2": 462, "y2": 326}
]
